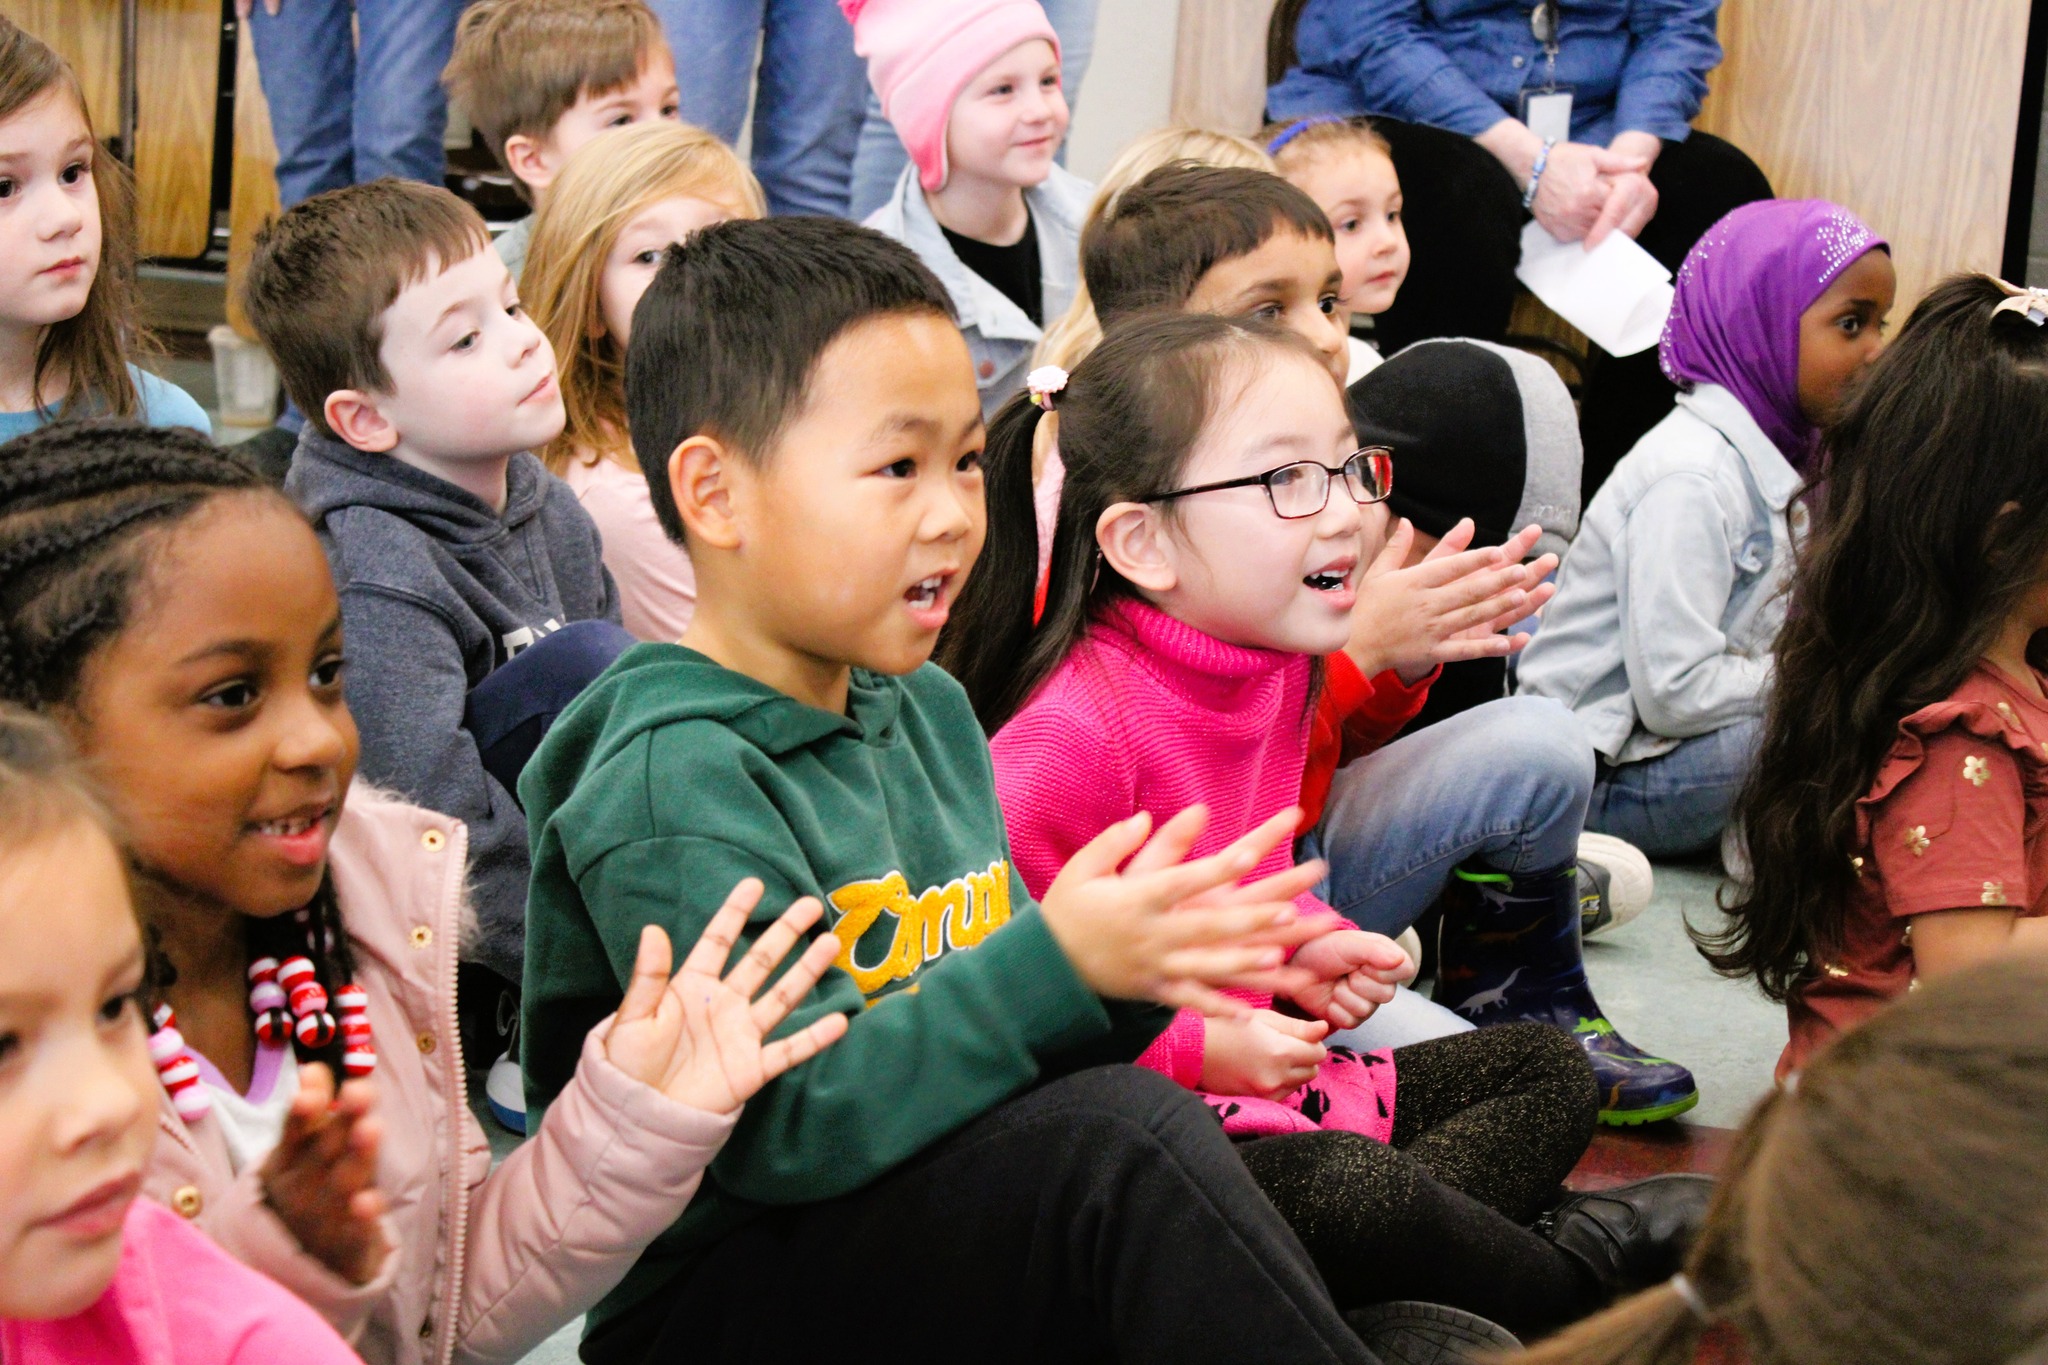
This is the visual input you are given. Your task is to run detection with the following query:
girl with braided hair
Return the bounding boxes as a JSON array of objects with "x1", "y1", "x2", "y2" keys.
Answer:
[
  {"x1": 0, "y1": 418, "x2": 848, "y2": 1364},
  {"x1": 0, "y1": 17, "x2": 209, "y2": 437}
]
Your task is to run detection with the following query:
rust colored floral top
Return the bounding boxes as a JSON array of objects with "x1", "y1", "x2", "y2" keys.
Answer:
[{"x1": 1781, "y1": 663, "x2": 2048, "y2": 1078}]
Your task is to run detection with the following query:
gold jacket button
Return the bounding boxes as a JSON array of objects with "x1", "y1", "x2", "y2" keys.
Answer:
[
  {"x1": 170, "y1": 1185, "x2": 203, "y2": 1218},
  {"x1": 416, "y1": 1031, "x2": 437, "y2": 1054},
  {"x1": 421, "y1": 828, "x2": 447, "y2": 852},
  {"x1": 410, "y1": 925, "x2": 433, "y2": 949}
]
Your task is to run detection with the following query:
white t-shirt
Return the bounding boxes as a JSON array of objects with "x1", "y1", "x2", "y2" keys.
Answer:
[
  {"x1": 1346, "y1": 336, "x2": 1384, "y2": 385},
  {"x1": 192, "y1": 1038, "x2": 298, "y2": 1175}
]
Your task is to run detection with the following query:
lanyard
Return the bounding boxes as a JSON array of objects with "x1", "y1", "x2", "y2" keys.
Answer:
[{"x1": 1530, "y1": 0, "x2": 1561, "y2": 89}]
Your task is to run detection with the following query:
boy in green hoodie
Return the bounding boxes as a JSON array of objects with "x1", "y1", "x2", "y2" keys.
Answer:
[{"x1": 518, "y1": 215, "x2": 1382, "y2": 1364}]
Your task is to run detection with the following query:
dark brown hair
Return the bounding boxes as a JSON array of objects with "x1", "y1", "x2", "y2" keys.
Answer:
[
  {"x1": 936, "y1": 311, "x2": 1331, "y2": 733},
  {"x1": 1080, "y1": 163, "x2": 1333, "y2": 329},
  {"x1": 442, "y1": 0, "x2": 666, "y2": 198},
  {"x1": 1700, "y1": 274, "x2": 2048, "y2": 999},
  {"x1": 0, "y1": 16, "x2": 144, "y2": 419},
  {"x1": 242, "y1": 179, "x2": 490, "y2": 441},
  {"x1": 1512, "y1": 954, "x2": 2048, "y2": 1365}
]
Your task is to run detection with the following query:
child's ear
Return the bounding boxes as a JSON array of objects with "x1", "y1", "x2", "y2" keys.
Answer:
[
  {"x1": 324, "y1": 391, "x2": 399, "y2": 453},
  {"x1": 1097, "y1": 502, "x2": 1178, "y2": 594},
  {"x1": 670, "y1": 435, "x2": 744, "y2": 550},
  {"x1": 501, "y1": 132, "x2": 557, "y2": 196}
]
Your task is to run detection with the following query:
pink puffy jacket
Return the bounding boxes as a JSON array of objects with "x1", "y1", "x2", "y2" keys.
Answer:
[{"x1": 142, "y1": 785, "x2": 735, "y2": 1365}]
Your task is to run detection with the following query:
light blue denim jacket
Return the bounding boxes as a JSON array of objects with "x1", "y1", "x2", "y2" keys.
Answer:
[
  {"x1": 865, "y1": 162, "x2": 1091, "y2": 419},
  {"x1": 1517, "y1": 383, "x2": 1804, "y2": 764}
]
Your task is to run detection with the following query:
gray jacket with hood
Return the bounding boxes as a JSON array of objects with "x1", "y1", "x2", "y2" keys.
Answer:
[{"x1": 285, "y1": 431, "x2": 620, "y2": 981}]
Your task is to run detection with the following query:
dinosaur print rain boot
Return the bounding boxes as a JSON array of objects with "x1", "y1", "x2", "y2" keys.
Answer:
[{"x1": 1433, "y1": 862, "x2": 1698, "y2": 1126}]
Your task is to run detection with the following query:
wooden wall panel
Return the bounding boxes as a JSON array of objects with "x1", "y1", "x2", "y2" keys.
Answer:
[
  {"x1": 225, "y1": 20, "x2": 278, "y2": 338},
  {"x1": 1171, "y1": 0, "x2": 1274, "y2": 135},
  {"x1": 8, "y1": 0, "x2": 219, "y2": 260},
  {"x1": 1697, "y1": 0, "x2": 2032, "y2": 315}
]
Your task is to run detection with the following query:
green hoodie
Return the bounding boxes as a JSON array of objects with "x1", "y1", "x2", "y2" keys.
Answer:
[{"x1": 519, "y1": 643, "x2": 1166, "y2": 1327}]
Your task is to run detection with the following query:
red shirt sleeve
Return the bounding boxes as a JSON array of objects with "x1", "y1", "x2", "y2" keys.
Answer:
[
  {"x1": 1299, "y1": 655, "x2": 1440, "y2": 832},
  {"x1": 1868, "y1": 729, "x2": 2029, "y2": 919}
]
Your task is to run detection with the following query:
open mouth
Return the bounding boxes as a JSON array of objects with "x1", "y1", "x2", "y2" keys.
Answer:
[
  {"x1": 1304, "y1": 564, "x2": 1354, "y2": 593},
  {"x1": 906, "y1": 574, "x2": 948, "y2": 611},
  {"x1": 251, "y1": 810, "x2": 326, "y2": 838}
]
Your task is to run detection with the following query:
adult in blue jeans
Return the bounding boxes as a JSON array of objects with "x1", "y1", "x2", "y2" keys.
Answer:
[
  {"x1": 649, "y1": 0, "x2": 869, "y2": 217},
  {"x1": 1269, "y1": 0, "x2": 1773, "y2": 499},
  {"x1": 240, "y1": 0, "x2": 467, "y2": 209},
  {"x1": 845, "y1": 0, "x2": 1097, "y2": 220}
]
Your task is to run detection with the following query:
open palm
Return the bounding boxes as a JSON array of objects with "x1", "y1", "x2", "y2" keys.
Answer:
[{"x1": 604, "y1": 880, "x2": 849, "y2": 1116}]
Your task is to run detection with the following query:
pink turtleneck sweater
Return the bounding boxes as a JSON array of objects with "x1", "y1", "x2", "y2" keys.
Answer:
[{"x1": 990, "y1": 597, "x2": 1347, "y2": 1088}]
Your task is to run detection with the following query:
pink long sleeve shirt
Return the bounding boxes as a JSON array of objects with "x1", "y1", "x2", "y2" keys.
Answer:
[{"x1": 990, "y1": 598, "x2": 1375, "y2": 1102}]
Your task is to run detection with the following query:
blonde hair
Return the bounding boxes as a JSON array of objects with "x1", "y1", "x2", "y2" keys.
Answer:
[
  {"x1": 523, "y1": 120, "x2": 765, "y2": 475},
  {"x1": 1259, "y1": 115, "x2": 1392, "y2": 179},
  {"x1": 1033, "y1": 127, "x2": 1273, "y2": 371},
  {"x1": 1512, "y1": 955, "x2": 2048, "y2": 1365}
]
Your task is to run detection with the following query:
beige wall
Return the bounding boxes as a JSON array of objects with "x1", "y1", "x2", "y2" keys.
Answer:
[{"x1": 1067, "y1": 0, "x2": 1187, "y2": 181}]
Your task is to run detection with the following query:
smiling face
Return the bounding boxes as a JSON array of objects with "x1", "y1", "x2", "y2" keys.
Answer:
[
  {"x1": 347, "y1": 243, "x2": 565, "y2": 484},
  {"x1": 1132, "y1": 348, "x2": 1376, "y2": 654},
  {"x1": 1797, "y1": 248, "x2": 1896, "y2": 425},
  {"x1": 0, "y1": 818, "x2": 157, "y2": 1319},
  {"x1": 1286, "y1": 145, "x2": 1409, "y2": 316},
  {"x1": 1184, "y1": 228, "x2": 1350, "y2": 385},
  {"x1": 0, "y1": 86, "x2": 102, "y2": 363},
  {"x1": 516, "y1": 47, "x2": 681, "y2": 195},
  {"x1": 68, "y1": 493, "x2": 360, "y2": 921},
  {"x1": 944, "y1": 38, "x2": 1068, "y2": 190},
  {"x1": 692, "y1": 312, "x2": 987, "y2": 693},
  {"x1": 598, "y1": 193, "x2": 751, "y2": 347}
]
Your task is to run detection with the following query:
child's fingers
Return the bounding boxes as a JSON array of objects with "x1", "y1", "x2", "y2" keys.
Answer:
[
  {"x1": 1152, "y1": 979, "x2": 1255, "y2": 1018},
  {"x1": 720, "y1": 897, "x2": 825, "y2": 1000},
  {"x1": 347, "y1": 1188, "x2": 386, "y2": 1223},
  {"x1": 1420, "y1": 517, "x2": 1477, "y2": 560},
  {"x1": 617, "y1": 925, "x2": 676, "y2": 1028},
  {"x1": 1258, "y1": 1010, "x2": 1330, "y2": 1043},
  {"x1": 1496, "y1": 523, "x2": 1545, "y2": 562},
  {"x1": 1062, "y1": 811, "x2": 1159, "y2": 883},
  {"x1": 1407, "y1": 543, "x2": 1511, "y2": 590},
  {"x1": 1122, "y1": 806, "x2": 1211, "y2": 875},
  {"x1": 756, "y1": 1012, "x2": 851, "y2": 1082},
  {"x1": 747, "y1": 932, "x2": 844, "y2": 1035},
  {"x1": 1156, "y1": 942, "x2": 1286, "y2": 983},
  {"x1": 678, "y1": 880, "x2": 767, "y2": 978},
  {"x1": 1209, "y1": 858, "x2": 1327, "y2": 909},
  {"x1": 1360, "y1": 517, "x2": 1414, "y2": 580}
]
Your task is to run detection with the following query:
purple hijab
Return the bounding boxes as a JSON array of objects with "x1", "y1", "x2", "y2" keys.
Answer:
[{"x1": 1658, "y1": 199, "x2": 1886, "y2": 469}]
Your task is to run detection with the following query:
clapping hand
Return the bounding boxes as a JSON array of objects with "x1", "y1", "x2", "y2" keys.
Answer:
[
  {"x1": 1346, "y1": 519, "x2": 1558, "y2": 684},
  {"x1": 260, "y1": 1064, "x2": 390, "y2": 1286}
]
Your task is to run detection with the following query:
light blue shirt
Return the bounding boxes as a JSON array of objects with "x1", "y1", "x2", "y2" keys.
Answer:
[{"x1": 0, "y1": 364, "x2": 213, "y2": 443}]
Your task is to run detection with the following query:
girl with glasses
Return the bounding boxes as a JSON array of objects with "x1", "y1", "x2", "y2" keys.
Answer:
[{"x1": 940, "y1": 311, "x2": 1708, "y2": 1340}]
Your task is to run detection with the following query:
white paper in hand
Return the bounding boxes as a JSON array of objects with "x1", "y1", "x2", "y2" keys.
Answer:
[{"x1": 1514, "y1": 220, "x2": 1674, "y2": 356}]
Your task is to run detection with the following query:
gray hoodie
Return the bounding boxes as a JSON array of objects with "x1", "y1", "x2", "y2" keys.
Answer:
[{"x1": 285, "y1": 431, "x2": 619, "y2": 980}]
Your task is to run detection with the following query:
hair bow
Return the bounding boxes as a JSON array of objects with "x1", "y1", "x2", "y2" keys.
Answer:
[{"x1": 1990, "y1": 276, "x2": 2048, "y2": 326}]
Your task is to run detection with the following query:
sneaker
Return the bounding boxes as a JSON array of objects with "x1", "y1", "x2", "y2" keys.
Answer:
[
  {"x1": 486, "y1": 1050, "x2": 527, "y2": 1135},
  {"x1": 1394, "y1": 926, "x2": 1425, "y2": 972},
  {"x1": 1346, "y1": 1302, "x2": 1520, "y2": 1364},
  {"x1": 1576, "y1": 832, "x2": 1651, "y2": 939}
]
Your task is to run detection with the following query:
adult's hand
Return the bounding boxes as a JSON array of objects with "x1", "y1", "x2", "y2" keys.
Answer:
[
  {"x1": 1586, "y1": 170, "x2": 1659, "y2": 247},
  {"x1": 1534, "y1": 142, "x2": 1649, "y2": 243}
]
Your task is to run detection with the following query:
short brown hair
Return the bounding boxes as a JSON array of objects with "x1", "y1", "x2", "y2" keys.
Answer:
[
  {"x1": 242, "y1": 179, "x2": 490, "y2": 440},
  {"x1": 443, "y1": 0, "x2": 666, "y2": 191}
]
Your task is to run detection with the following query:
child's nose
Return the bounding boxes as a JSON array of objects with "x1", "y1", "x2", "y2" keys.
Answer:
[
  {"x1": 37, "y1": 182, "x2": 85, "y2": 239},
  {"x1": 55, "y1": 1041, "x2": 146, "y2": 1152}
]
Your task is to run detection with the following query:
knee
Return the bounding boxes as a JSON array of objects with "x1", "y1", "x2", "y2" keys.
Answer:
[
  {"x1": 1017, "y1": 1065, "x2": 1219, "y2": 1151},
  {"x1": 1499, "y1": 1022, "x2": 1599, "y2": 1105},
  {"x1": 1466, "y1": 696, "x2": 1597, "y2": 814}
]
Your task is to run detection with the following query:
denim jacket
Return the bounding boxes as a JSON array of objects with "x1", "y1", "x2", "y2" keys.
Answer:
[
  {"x1": 865, "y1": 161, "x2": 1091, "y2": 418},
  {"x1": 1517, "y1": 383, "x2": 1803, "y2": 764},
  {"x1": 1269, "y1": 0, "x2": 1722, "y2": 145}
]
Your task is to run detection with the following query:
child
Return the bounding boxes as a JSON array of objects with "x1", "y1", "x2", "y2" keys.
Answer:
[
  {"x1": 945, "y1": 310, "x2": 1707, "y2": 1333},
  {"x1": 1520, "y1": 200, "x2": 1894, "y2": 860},
  {"x1": 524, "y1": 120, "x2": 765, "y2": 642},
  {"x1": 0, "y1": 19, "x2": 208, "y2": 438},
  {"x1": 0, "y1": 419, "x2": 849, "y2": 1364},
  {"x1": 1264, "y1": 115, "x2": 1412, "y2": 383},
  {"x1": 520, "y1": 213, "x2": 1402, "y2": 1364},
  {"x1": 1084, "y1": 163, "x2": 1692, "y2": 1120},
  {"x1": 1033, "y1": 126, "x2": 1274, "y2": 373},
  {"x1": 244, "y1": 177, "x2": 630, "y2": 1116},
  {"x1": 1517, "y1": 954, "x2": 2048, "y2": 1365},
  {"x1": 845, "y1": 0, "x2": 1092, "y2": 417},
  {"x1": 1701, "y1": 274, "x2": 2048, "y2": 1078},
  {"x1": 0, "y1": 707, "x2": 360, "y2": 1362},
  {"x1": 442, "y1": 0, "x2": 680, "y2": 283}
]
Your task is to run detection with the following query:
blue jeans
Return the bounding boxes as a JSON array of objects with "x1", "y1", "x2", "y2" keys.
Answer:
[
  {"x1": 844, "y1": 0, "x2": 1100, "y2": 220},
  {"x1": 246, "y1": 0, "x2": 467, "y2": 208},
  {"x1": 652, "y1": 0, "x2": 869, "y2": 218},
  {"x1": 1586, "y1": 716, "x2": 1762, "y2": 858},
  {"x1": 1298, "y1": 695, "x2": 1593, "y2": 937}
]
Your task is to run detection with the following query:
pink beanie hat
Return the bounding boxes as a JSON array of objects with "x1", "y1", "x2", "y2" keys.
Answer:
[{"x1": 839, "y1": 0, "x2": 1061, "y2": 193}]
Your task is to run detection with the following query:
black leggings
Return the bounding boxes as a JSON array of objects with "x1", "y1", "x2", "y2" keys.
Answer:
[
  {"x1": 583, "y1": 1065, "x2": 1375, "y2": 1365},
  {"x1": 1367, "y1": 118, "x2": 1773, "y2": 499},
  {"x1": 1239, "y1": 1023, "x2": 1601, "y2": 1336}
]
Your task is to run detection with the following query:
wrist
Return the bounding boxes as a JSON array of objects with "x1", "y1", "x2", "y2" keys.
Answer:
[
  {"x1": 1476, "y1": 117, "x2": 1544, "y2": 183},
  {"x1": 1344, "y1": 641, "x2": 1389, "y2": 680},
  {"x1": 1394, "y1": 658, "x2": 1436, "y2": 686},
  {"x1": 1521, "y1": 137, "x2": 1558, "y2": 210}
]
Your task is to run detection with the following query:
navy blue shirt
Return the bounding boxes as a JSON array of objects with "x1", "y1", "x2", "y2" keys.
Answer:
[{"x1": 1270, "y1": 0, "x2": 1722, "y2": 146}]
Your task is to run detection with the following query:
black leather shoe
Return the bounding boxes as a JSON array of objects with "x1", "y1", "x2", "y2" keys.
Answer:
[{"x1": 1538, "y1": 1174, "x2": 1714, "y2": 1299}]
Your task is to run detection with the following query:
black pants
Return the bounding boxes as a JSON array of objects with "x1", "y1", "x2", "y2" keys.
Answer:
[
  {"x1": 1240, "y1": 1023, "x2": 1601, "y2": 1336},
  {"x1": 1370, "y1": 119, "x2": 1773, "y2": 499},
  {"x1": 584, "y1": 1066, "x2": 1377, "y2": 1365}
]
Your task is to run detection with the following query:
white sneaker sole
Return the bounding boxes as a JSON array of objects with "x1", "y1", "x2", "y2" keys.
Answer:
[{"x1": 1578, "y1": 831, "x2": 1653, "y2": 937}]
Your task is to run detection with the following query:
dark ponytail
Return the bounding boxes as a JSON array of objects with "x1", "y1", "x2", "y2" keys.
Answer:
[{"x1": 938, "y1": 311, "x2": 1330, "y2": 733}]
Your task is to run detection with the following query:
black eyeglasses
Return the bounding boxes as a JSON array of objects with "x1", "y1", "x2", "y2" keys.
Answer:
[{"x1": 1136, "y1": 447, "x2": 1394, "y2": 520}]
